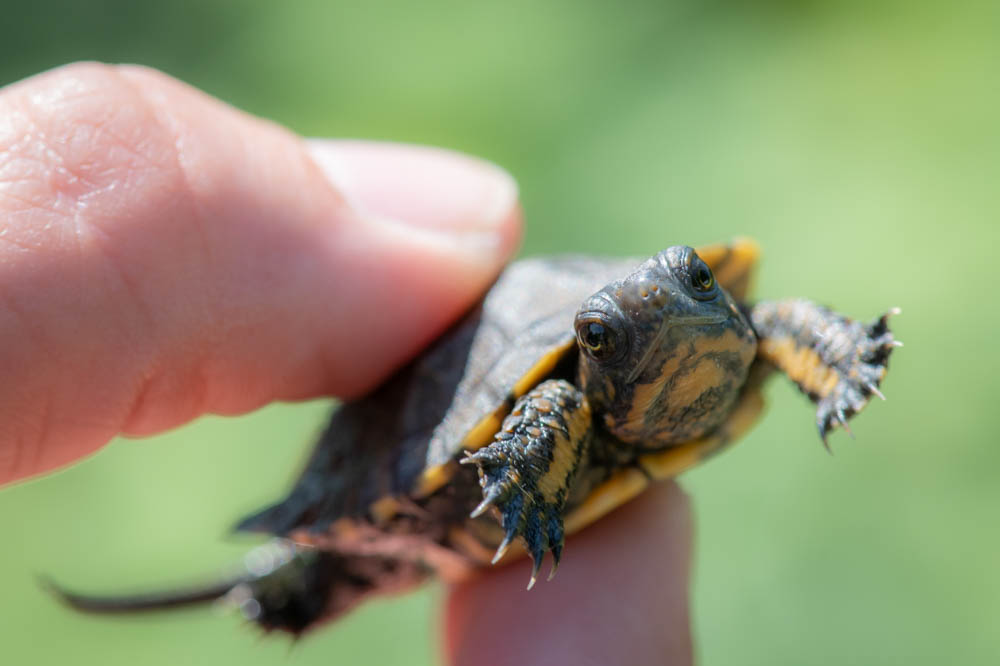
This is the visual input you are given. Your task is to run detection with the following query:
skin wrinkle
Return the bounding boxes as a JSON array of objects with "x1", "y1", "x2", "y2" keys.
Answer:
[
  {"x1": 0, "y1": 229, "x2": 41, "y2": 253},
  {"x1": 0, "y1": 95, "x2": 39, "y2": 160},
  {"x1": 109, "y1": 70, "x2": 220, "y2": 432},
  {"x1": 137, "y1": 66, "x2": 319, "y2": 423},
  {"x1": 1, "y1": 432, "x2": 24, "y2": 481},
  {"x1": 37, "y1": 69, "x2": 177, "y2": 437},
  {"x1": 117, "y1": 68, "x2": 219, "y2": 307},
  {"x1": 16, "y1": 82, "x2": 143, "y2": 217},
  {"x1": 0, "y1": 371, "x2": 32, "y2": 478},
  {"x1": 0, "y1": 250, "x2": 58, "y2": 479},
  {"x1": 0, "y1": 63, "x2": 239, "y2": 457},
  {"x1": 29, "y1": 389, "x2": 51, "y2": 475},
  {"x1": 119, "y1": 68, "x2": 372, "y2": 411},
  {"x1": 120, "y1": 366, "x2": 160, "y2": 439}
]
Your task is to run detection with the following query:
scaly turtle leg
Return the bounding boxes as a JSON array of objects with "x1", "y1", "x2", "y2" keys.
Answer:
[
  {"x1": 461, "y1": 379, "x2": 593, "y2": 588},
  {"x1": 749, "y1": 300, "x2": 899, "y2": 446}
]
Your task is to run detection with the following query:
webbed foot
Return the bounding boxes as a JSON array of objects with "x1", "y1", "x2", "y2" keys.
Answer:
[{"x1": 460, "y1": 379, "x2": 592, "y2": 588}]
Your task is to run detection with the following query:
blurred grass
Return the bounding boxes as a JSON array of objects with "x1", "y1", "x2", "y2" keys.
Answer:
[{"x1": 1, "y1": 0, "x2": 997, "y2": 664}]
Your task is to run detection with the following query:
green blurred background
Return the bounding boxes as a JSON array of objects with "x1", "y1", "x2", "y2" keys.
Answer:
[{"x1": 1, "y1": 1, "x2": 996, "y2": 664}]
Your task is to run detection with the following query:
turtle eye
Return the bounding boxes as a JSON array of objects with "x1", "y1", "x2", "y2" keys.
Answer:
[
  {"x1": 575, "y1": 316, "x2": 623, "y2": 362},
  {"x1": 690, "y1": 257, "x2": 716, "y2": 294}
]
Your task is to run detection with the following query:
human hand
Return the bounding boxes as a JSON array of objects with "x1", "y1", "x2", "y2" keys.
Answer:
[{"x1": 0, "y1": 63, "x2": 691, "y2": 665}]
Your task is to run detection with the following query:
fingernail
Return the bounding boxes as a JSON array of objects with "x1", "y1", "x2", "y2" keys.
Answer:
[{"x1": 306, "y1": 139, "x2": 518, "y2": 237}]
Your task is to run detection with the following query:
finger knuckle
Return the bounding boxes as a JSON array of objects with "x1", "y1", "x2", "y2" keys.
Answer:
[{"x1": 0, "y1": 62, "x2": 183, "y2": 226}]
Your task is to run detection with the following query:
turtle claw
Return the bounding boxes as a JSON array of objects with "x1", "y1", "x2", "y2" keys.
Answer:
[
  {"x1": 865, "y1": 382, "x2": 886, "y2": 401},
  {"x1": 525, "y1": 507, "x2": 561, "y2": 589},
  {"x1": 465, "y1": 429, "x2": 569, "y2": 587},
  {"x1": 836, "y1": 410, "x2": 854, "y2": 438},
  {"x1": 814, "y1": 308, "x2": 899, "y2": 443},
  {"x1": 527, "y1": 559, "x2": 543, "y2": 590},
  {"x1": 469, "y1": 447, "x2": 566, "y2": 585},
  {"x1": 462, "y1": 379, "x2": 590, "y2": 589},
  {"x1": 819, "y1": 429, "x2": 834, "y2": 455},
  {"x1": 469, "y1": 485, "x2": 503, "y2": 519},
  {"x1": 546, "y1": 541, "x2": 562, "y2": 582},
  {"x1": 752, "y1": 299, "x2": 899, "y2": 446},
  {"x1": 491, "y1": 534, "x2": 514, "y2": 565},
  {"x1": 469, "y1": 500, "x2": 491, "y2": 519}
]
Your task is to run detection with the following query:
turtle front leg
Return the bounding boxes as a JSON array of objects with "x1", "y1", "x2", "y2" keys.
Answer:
[
  {"x1": 461, "y1": 379, "x2": 592, "y2": 588},
  {"x1": 750, "y1": 299, "x2": 900, "y2": 446}
]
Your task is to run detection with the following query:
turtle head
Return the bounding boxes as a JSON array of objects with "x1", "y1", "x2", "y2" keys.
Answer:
[{"x1": 575, "y1": 246, "x2": 757, "y2": 446}]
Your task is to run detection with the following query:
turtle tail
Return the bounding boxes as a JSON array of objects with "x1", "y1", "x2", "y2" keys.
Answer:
[
  {"x1": 41, "y1": 574, "x2": 241, "y2": 612},
  {"x1": 44, "y1": 542, "x2": 427, "y2": 636}
]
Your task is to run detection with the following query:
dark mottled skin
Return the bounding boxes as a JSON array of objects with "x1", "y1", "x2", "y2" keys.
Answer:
[{"x1": 49, "y1": 243, "x2": 897, "y2": 635}]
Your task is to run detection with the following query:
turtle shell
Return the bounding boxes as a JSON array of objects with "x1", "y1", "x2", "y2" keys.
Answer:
[
  {"x1": 238, "y1": 255, "x2": 639, "y2": 535},
  {"x1": 238, "y1": 241, "x2": 760, "y2": 536}
]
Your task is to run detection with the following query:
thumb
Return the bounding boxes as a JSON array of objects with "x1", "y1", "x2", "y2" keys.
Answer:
[{"x1": 0, "y1": 63, "x2": 521, "y2": 483}]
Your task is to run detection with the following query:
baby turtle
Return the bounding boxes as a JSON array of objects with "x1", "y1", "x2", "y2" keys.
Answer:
[{"x1": 50, "y1": 239, "x2": 898, "y2": 634}]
